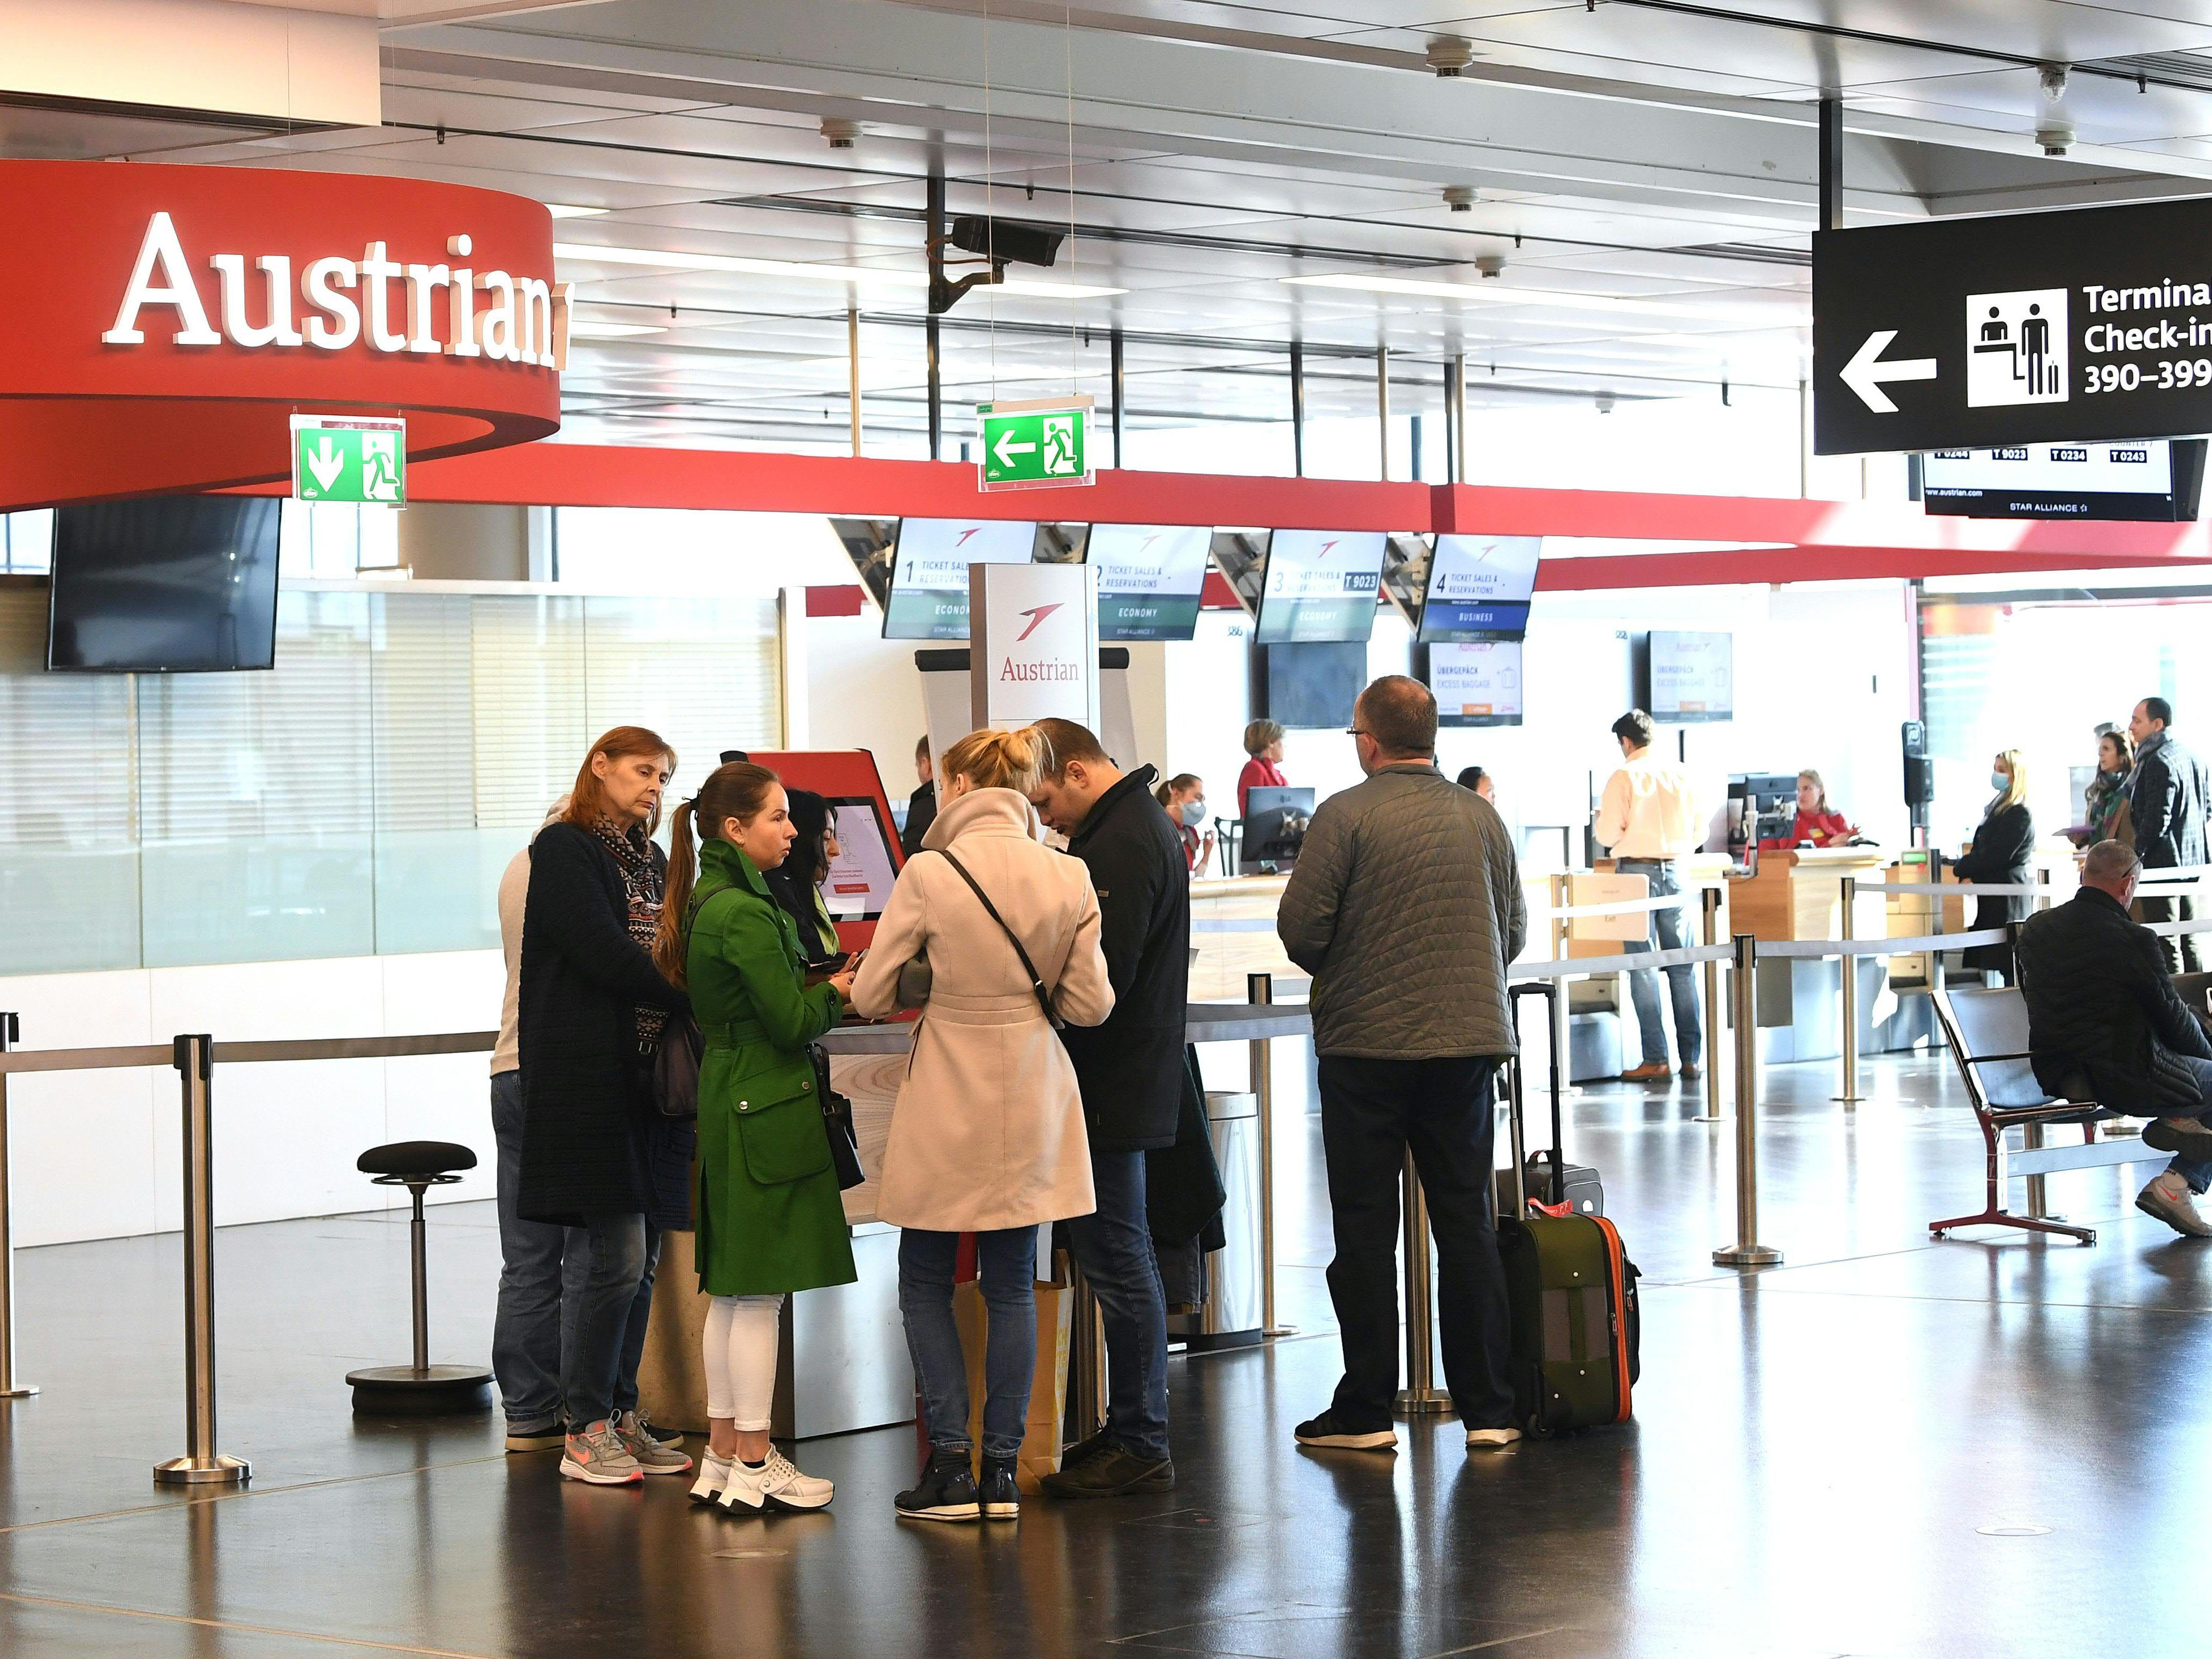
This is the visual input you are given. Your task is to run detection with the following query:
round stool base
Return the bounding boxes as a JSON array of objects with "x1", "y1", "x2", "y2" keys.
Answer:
[{"x1": 347, "y1": 1363, "x2": 494, "y2": 1417}]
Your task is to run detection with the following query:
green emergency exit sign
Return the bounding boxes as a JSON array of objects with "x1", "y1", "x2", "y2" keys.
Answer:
[
  {"x1": 290, "y1": 416, "x2": 407, "y2": 504},
  {"x1": 977, "y1": 397, "x2": 1093, "y2": 491}
]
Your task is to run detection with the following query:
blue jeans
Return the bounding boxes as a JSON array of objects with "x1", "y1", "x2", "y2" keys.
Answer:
[
  {"x1": 899, "y1": 1226, "x2": 1039, "y2": 1462},
  {"x1": 491, "y1": 1072, "x2": 658, "y2": 1431},
  {"x1": 1064, "y1": 1151, "x2": 1170, "y2": 1460},
  {"x1": 1617, "y1": 858, "x2": 1701, "y2": 1068},
  {"x1": 2163, "y1": 1053, "x2": 2212, "y2": 1195}
]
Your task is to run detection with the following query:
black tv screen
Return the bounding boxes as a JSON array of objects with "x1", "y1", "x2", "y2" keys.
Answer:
[
  {"x1": 48, "y1": 497, "x2": 282, "y2": 672},
  {"x1": 1265, "y1": 641, "x2": 1367, "y2": 730}
]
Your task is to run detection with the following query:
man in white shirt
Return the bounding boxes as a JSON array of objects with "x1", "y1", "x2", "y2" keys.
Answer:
[{"x1": 1593, "y1": 709, "x2": 1703, "y2": 1083}]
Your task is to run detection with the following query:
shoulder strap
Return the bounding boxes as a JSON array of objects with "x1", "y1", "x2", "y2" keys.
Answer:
[{"x1": 935, "y1": 848, "x2": 1064, "y2": 1030}]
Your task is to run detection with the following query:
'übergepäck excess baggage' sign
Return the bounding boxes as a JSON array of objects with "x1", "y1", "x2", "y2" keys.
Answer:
[{"x1": 1813, "y1": 199, "x2": 2212, "y2": 455}]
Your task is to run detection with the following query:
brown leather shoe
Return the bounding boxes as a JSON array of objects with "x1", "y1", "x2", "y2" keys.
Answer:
[
  {"x1": 1680, "y1": 1062, "x2": 1701, "y2": 1082},
  {"x1": 1619, "y1": 1062, "x2": 1673, "y2": 1083}
]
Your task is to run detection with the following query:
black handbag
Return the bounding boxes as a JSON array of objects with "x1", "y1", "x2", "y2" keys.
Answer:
[
  {"x1": 650, "y1": 1015, "x2": 704, "y2": 1120},
  {"x1": 810, "y1": 1044, "x2": 866, "y2": 1190}
]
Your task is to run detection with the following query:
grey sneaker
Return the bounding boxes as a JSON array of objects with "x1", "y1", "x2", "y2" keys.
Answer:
[
  {"x1": 614, "y1": 1410, "x2": 694, "y2": 1475},
  {"x1": 2136, "y1": 1173, "x2": 2212, "y2": 1238},
  {"x1": 559, "y1": 1421, "x2": 643, "y2": 1485},
  {"x1": 622, "y1": 1408, "x2": 684, "y2": 1451}
]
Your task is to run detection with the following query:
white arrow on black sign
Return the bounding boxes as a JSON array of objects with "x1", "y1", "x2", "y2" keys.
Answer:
[{"x1": 1840, "y1": 329, "x2": 1939, "y2": 414}]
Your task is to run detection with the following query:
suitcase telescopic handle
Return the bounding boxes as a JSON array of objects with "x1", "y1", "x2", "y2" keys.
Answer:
[{"x1": 1508, "y1": 979, "x2": 1568, "y2": 1202}]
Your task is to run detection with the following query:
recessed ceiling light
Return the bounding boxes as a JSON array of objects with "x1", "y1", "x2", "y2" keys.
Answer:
[
  {"x1": 1281, "y1": 272, "x2": 1799, "y2": 327},
  {"x1": 554, "y1": 243, "x2": 1124, "y2": 298},
  {"x1": 568, "y1": 321, "x2": 667, "y2": 340},
  {"x1": 546, "y1": 204, "x2": 609, "y2": 219}
]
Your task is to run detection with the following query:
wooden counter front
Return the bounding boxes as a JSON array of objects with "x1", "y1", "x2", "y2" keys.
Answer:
[{"x1": 1725, "y1": 846, "x2": 1893, "y2": 943}]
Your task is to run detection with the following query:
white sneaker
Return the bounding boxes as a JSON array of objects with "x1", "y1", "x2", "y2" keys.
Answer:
[
  {"x1": 1466, "y1": 1426, "x2": 1524, "y2": 1450},
  {"x1": 2136, "y1": 1172, "x2": 2212, "y2": 1238},
  {"x1": 717, "y1": 1447, "x2": 834, "y2": 1513},
  {"x1": 690, "y1": 1452, "x2": 733, "y2": 1504}
]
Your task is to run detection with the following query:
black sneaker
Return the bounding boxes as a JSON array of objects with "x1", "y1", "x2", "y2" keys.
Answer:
[
  {"x1": 979, "y1": 1455, "x2": 1021, "y2": 1521},
  {"x1": 1294, "y1": 1409, "x2": 1398, "y2": 1451},
  {"x1": 1040, "y1": 1442, "x2": 1174, "y2": 1498},
  {"x1": 1057, "y1": 1428, "x2": 1113, "y2": 1473},
  {"x1": 895, "y1": 1448, "x2": 981, "y2": 1522}
]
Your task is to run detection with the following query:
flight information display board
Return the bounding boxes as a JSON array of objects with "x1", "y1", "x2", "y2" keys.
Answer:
[
  {"x1": 1922, "y1": 439, "x2": 2202, "y2": 520},
  {"x1": 881, "y1": 517, "x2": 1036, "y2": 640},
  {"x1": 1418, "y1": 534, "x2": 1540, "y2": 642},
  {"x1": 1254, "y1": 529, "x2": 1386, "y2": 645},
  {"x1": 1430, "y1": 640, "x2": 1524, "y2": 727},
  {"x1": 1648, "y1": 630, "x2": 1733, "y2": 724}
]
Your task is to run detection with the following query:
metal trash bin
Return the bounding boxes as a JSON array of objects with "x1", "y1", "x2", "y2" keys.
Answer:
[{"x1": 1167, "y1": 1091, "x2": 1262, "y2": 1350}]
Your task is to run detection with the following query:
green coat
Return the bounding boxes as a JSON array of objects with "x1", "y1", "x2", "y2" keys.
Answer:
[{"x1": 685, "y1": 839, "x2": 857, "y2": 1298}]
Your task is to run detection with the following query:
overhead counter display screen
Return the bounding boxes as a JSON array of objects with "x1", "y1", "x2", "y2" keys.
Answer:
[
  {"x1": 1253, "y1": 529, "x2": 1385, "y2": 645},
  {"x1": 881, "y1": 517, "x2": 1037, "y2": 640},
  {"x1": 1418, "y1": 534, "x2": 1540, "y2": 642},
  {"x1": 1648, "y1": 630, "x2": 1732, "y2": 724},
  {"x1": 1430, "y1": 641, "x2": 1523, "y2": 727},
  {"x1": 1922, "y1": 439, "x2": 2204, "y2": 521},
  {"x1": 1084, "y1": 523, "x2": 1211, "y2": 641}
]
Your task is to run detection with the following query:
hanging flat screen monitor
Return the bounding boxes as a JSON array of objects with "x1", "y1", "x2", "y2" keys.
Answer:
[
  {"x1": 1264, "y1": 640, "x2": 1367, "y2": 730},
  {"x1": 1648, "y1": 630, "x2": 1733, "y2": 724},
  {"x1": 1922, "y1": 440, "x2": 2206, "y2": 521},
  {"x1": 1083, "y1": 523, "x2": 1211, "y2": 641},
  {"x1": 1418, "y1": 534, "x2": 1541, "y2": 642},
  {"x1": 48, "y1": 495, "x2": 282, "y2": 672},
  {"x1": 1429, "y1": 640, "x2": 1524, "y2": 727},
  {"x1": 880, "y1": 517, "x2": 1037, "y2": 640},
  {"x1": 1253, "y1": 529, "x2": 1385, "y2": 645}
]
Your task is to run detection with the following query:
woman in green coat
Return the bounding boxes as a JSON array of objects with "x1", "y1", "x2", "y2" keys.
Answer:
[{"x1": 653, "y1": 760, "x2": 858, "y2": 1515}]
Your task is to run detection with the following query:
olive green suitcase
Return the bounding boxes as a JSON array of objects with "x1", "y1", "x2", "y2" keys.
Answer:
[{"x1": 1496, "y1": 982, "x2": 1640, "y2": 1436}]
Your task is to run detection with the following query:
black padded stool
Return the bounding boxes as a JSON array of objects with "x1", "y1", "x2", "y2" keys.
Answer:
[{"x1": 347, "y1": 1141, "x2": 494, "y2": 1415}]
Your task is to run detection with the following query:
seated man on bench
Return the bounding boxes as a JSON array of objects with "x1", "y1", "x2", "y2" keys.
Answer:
[{"x1": 2018, "y1": 839, "x2": 2212, "y2": 1238}]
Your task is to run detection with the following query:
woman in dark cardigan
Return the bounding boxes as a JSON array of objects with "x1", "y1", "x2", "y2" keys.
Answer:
[
  {"x1": 519, "y1": 725, "x2": 694, "y2": 1486},
  {"x1": 1955, "y1": 747, "x2": 2036, "y2": 986}
]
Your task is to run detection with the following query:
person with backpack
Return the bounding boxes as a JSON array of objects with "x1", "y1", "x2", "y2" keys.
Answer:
[{"x1": 655, "y1": 760, "x2": 859, "y2": 1513}]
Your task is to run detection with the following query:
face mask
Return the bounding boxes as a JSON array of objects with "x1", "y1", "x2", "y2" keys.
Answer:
[
  {"x1": 1180, "y1": 798, "x2": 1207, "y2": 827},
  {"x1": 1990, "y1": 770, "x2": 2009, "y2": 791}
]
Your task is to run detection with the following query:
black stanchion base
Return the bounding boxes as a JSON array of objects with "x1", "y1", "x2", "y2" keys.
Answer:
[{"x1": 347, "y1": 1363, "x2": 494, "y2": 1417}]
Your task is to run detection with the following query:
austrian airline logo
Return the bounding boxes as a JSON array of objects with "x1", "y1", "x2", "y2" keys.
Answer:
[
  {"x1": 955, "y1": 528, "x2": 982, "y2": 547},
  {"x1": 1015, "y1": 602, "x2": 1064, "y2": 641}
]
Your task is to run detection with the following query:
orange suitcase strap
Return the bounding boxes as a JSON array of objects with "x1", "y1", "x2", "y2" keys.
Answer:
[{"x1": 1590, "y1": 1215, "x2": 1633, "y2": 1424}]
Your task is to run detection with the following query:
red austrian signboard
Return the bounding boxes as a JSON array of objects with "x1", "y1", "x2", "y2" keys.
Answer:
[{"x1": 0, "y1": 159, "x2": 563, "y2": 512}]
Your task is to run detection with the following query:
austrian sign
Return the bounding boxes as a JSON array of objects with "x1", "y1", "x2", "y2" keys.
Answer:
[{"x1": 1813, "y1": 198, "x2": 2212, "y2": 455}]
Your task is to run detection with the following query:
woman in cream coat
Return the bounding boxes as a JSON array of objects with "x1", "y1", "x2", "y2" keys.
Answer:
[{"x1": 851, "y1": 726, "x2": 1113, "y2": 1522}]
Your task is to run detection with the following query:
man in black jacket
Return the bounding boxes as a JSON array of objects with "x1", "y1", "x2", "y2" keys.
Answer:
[
  {"x1": 2018, "y1": 839, "x2": 2212, "y2": 1237},
  {"x1": 2128, "y1": 696, "x2": 2210, "y2": 971},
  {"x1": 1025, "y1": 718, "x2": 1187, "y2": 1496}
]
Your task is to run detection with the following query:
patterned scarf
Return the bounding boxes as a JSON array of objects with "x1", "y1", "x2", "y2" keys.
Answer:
[{"x1": 590, "y1": 815, "x2": 671, "y2": 1048}]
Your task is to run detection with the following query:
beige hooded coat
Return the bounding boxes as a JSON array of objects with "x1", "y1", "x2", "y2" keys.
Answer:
[{"x1": 851, "y1": 786, "x2": 1114, "y2": 1232}]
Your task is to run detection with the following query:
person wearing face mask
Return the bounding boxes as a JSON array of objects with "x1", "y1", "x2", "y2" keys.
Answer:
[
  {"x1": 1955, "y1": 749, "x2": 2036, "y2": 986},
  {"x1": 518, "y1": 727, "x2": 695, "y2": 1487},
  {"x1": 1154, "y1": 774, "x2": 1214, "y2": 875},
  {"x1": 655, "y1": 762, "x2": 860, "y2": 1514}
]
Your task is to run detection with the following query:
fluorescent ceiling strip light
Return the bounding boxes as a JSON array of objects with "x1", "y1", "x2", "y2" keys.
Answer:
[
  {"x1": 1282, "y1": 272, "x2": 1800, "y2": 327},
  {"x1": 555, "y1": 243, "x2": 1122, "y2": 297},
  {"x1": 569, "y1": 321, "x2": 668, "y2": 339},
  {"x1": 546, "y1": 204, "x2": 609, "y2": 219}
]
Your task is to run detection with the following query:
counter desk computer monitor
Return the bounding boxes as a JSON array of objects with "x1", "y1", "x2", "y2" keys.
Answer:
[
  {"x1": 1240, "y1": 786, "x2": 1316, "y2": 874},
  {"x1": 1728, "y1": 774, "x2": 1798, "y2": 854}
]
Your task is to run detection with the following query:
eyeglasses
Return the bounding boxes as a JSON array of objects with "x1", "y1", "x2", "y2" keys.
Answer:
[{"x1": 1344, "y1": 726, "x2": 1370, "y2": 738}]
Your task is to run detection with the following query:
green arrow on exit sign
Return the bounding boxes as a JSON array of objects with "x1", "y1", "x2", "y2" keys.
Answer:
[
  {"x1": 977, "y1": 397, "x2": 1093, "y2": 491},
  {"x1": 290, "y1": 416, "x2": 407, "y2": 505}
]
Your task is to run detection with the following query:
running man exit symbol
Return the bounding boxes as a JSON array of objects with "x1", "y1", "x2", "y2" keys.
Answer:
[{"x1": 976, "y1": 399, "x2": 1093, "y2": 491}]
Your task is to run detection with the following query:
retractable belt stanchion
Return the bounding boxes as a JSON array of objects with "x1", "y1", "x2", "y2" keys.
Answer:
[
  {"x1": 1712, "y1": 937, "x2": 1782, "y2": 1268},
  {"x1": 0, "y1": 1013, "x2": 32, "y2": 1400},
  {"x1": 1696, "y1": 889, "x2": 1726, "y2": 1122},
  {"x1": 155, "y1": 1034, "x2": 249, "y2": 1487},
  {"x1": 1834, "y1": 875, "x2": 1865, "y2": 1106},
  {"x1": 1249, "y1": 973, "x2": 1292, "y2": 1338},
  {"x1": 1394, "y1": 1150, "x2": 1450, "y2": 1414}
]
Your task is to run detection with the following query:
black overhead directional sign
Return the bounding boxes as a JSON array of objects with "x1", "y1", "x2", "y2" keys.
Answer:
[{"x1": 1813, "y1": 197, "x2": 2212, "y2": 456}]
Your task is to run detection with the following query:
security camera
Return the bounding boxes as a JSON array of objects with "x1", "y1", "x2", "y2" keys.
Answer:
[
  {"x1": 1426, "y1": 36, "x2": 1475, "y2": 77},
  {"x1": 821, "y1": 118, "x2": 861, "y2": 150},
  {"x1": 1475, "y1": 254, "x2": 1505, "y2": 279},
  {"x1": 1595, "y1": 392, "x2": 1616, "y2": 415},
  {"x1": 1444, "y1": 185, "x2": 1478, "y2": 213},
  {"x1": 949, "y1": 215, "x2": 1064, "y2": 268}
]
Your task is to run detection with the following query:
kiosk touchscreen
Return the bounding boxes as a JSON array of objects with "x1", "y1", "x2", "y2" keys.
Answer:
[{"x1": 744, "y1": 749, "x2": 905, "y2": 954}]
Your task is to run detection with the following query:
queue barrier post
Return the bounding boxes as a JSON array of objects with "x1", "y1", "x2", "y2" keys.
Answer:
[
  {"x1": 1248, "y1": 973, "x2": 1292, "y2": 1339},
  {"x1": 154, "y1": 1034, "x2": 249, "y2": 1488},
  {"x1": 1393, "y1": 1150, "x2": 1450, "y2": 1415},
  {"x1": 1834, "y1": 876, "x2": 1865, "y2": 1106},
  {"x1": 0, "y1": 1013, "x2": 33, "y2": 1400},
  {"x1": 1712, "y1": 936, "x2": 1783, "y2": 1268},
  {"x1": 1696, "y1": 889, "x2": 1726, "y2": 1123}
]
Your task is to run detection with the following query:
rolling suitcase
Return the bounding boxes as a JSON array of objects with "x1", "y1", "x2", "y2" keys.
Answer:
[{"x1": 1496, "y1": 980, "x2": 1640, "y2": 1436}]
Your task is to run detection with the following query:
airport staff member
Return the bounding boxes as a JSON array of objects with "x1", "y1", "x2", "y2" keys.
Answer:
[
  {"x1": 1593, "y1": 709, "x2": 1704, "y2": 1084},
  {"x1": 1277, "y1": 675, "x2": 1526, "y2": 1454},
  {"x1": 1760, "y1": 769, "x2": 1856, "y2": 850}
]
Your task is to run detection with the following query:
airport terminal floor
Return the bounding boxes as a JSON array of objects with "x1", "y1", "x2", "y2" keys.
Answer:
[{"x1": 2, "y1": 1050, "x2": 2200, "y2": 1659}]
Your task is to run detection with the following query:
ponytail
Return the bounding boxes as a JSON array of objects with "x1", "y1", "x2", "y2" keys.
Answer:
[
  {"x1": 941, "y1": 726, "x2": 1046, "y2": 796},
  {"x1": 1154, "y1": 779, "x2": 1174, "y2": 808},
  {"x1": 654, "y1": 799, "x2": 700, "y2": 985}
]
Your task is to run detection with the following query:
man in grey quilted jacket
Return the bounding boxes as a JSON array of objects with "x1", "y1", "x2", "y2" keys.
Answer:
[{"x1": 1277, "y1": 675, "x2": 1527, "y2": 1453}]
